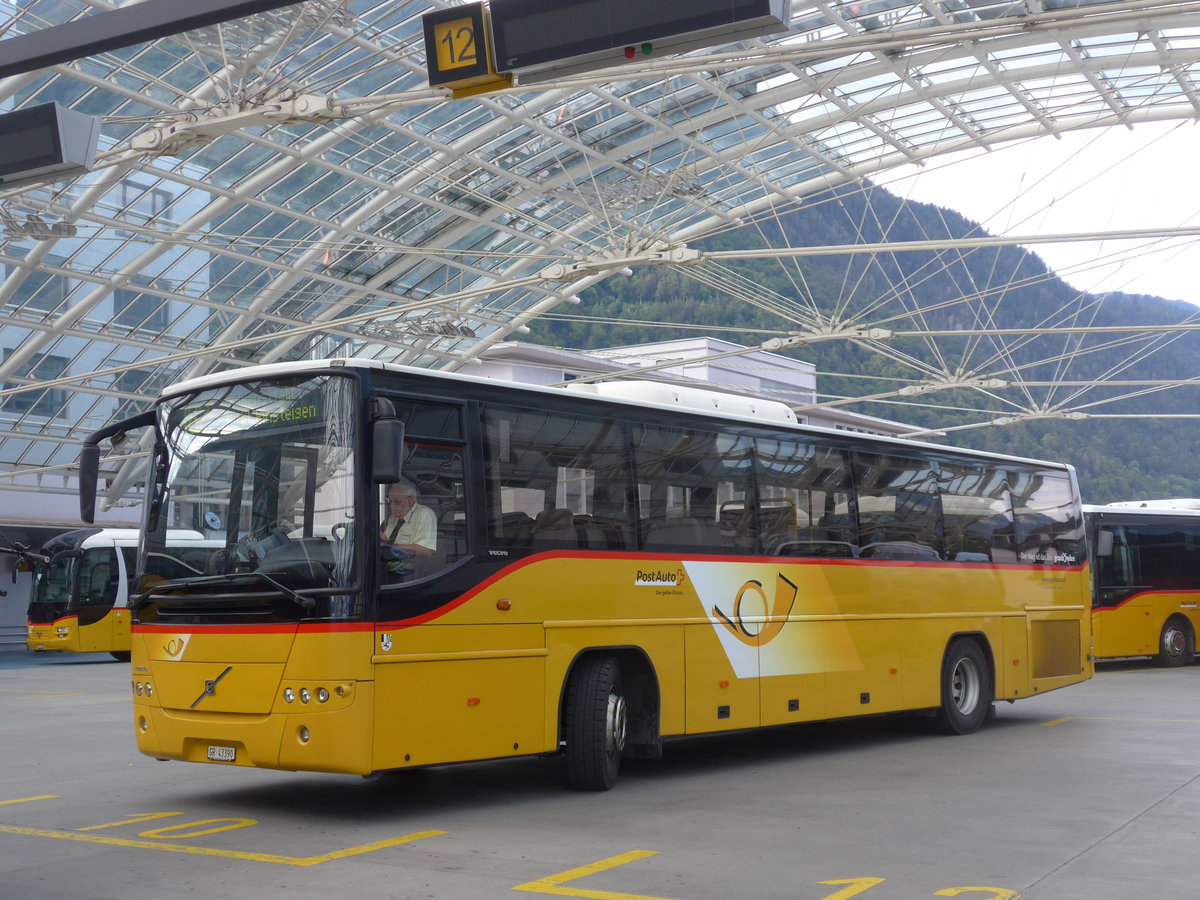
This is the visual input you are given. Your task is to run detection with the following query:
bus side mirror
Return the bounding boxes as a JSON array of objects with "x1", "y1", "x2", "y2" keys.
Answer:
[
  {"x1": 79, "y1": 443, "x2": 100, "y2": 524},
  {"x1": 371, "y1": 400, "x2": 405, "y2": 485},
  {"x1": 1096, "y1": 530, "x2": 1114, "y2": 557}
]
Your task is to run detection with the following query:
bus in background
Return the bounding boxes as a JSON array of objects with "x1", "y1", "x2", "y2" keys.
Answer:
[
  {"x1": 79, "y1": 361, "x2": 1092, "y2": 789},
  {"x1": 26, "y1": 528, "x2": 219, "y2": 661},
  {"x1": 1087, "y1": 499, "x2": 1200, "y2": 666}
]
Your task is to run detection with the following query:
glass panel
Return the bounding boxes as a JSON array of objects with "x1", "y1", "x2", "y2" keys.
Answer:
[
  {"x1": 483, "y1": 405, "x2": 634, "y2": 552},
  {"x1": 937, "y1": 461, "x2": 1016, "y2": 563},
  {"x1": 379, "y1": 440, "x2": 468, "y2": 584},
  {"x1": 633, "y1": 423, "x2": 754, "y2": 555},
  {"x1": 852, "y1": 451, "x2": 943, "y2": 561},
  {"x1": 754, "y1": 436, "x2": 856, "y2": 558},
  {"x1": 151, "y1": 374, "x2": 358, "y2": 616},
  {"x1": 1010, "y1": 469, "x2": 1085, "y2": 566}
]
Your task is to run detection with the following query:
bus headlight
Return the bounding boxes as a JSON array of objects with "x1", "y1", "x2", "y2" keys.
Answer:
[
  {"x1": 317, "y1": 688, "x2": 329, "y2": 703},
  {"x1": 299, "y1": 688, "x2": 311, "y2": 704},
  {"x1": 283, "y1": 688, "x2": 295, "y2": 703}
]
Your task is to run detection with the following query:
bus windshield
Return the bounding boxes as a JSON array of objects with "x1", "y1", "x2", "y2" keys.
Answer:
[{"x1": 145, "y1": 373, "x2": 358, "y2": 618}]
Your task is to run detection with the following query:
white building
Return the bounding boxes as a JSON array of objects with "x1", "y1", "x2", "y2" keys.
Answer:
[{"x1": 472, "y1": 337, "x2": 928, "y2": 438}]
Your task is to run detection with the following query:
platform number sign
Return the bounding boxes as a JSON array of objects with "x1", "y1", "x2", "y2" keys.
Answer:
[
  {"x1": 434, "y1": 16, "x2": 478, "y2": 71},
  {"x1": 422, "y1": 2, "x2": 510, "y2": 95}
]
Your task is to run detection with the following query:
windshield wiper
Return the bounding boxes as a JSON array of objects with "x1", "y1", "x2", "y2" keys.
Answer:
[{"x1": 134, "y1": 572, "x2": 316, "y2": 613}]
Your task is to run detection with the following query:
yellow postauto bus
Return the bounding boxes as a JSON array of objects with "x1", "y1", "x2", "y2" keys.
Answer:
[
  {"x1": 1087, "y1": 500, "x2": 1200, "y2": 666},
  {"x1": 26, "y1": 528, "x2": 219, "y2": 661},
  {"x1": 79, "y1": 360, "x2": 1093, "y2": 789}
]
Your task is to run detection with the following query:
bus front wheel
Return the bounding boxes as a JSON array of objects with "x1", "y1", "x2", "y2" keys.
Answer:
[
  {"x1": 564, "y1": 655, "x2": 626, "y2": 791},
  {"x1": 933, "y1": 638, "x2": 991, "y2": 735},
  {"x1": 1156, "y1": 617, "x2": 1194, "y2": 667}
]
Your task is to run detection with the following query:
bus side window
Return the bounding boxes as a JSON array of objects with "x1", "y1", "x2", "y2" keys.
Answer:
[
  {"x1": 1011, "y1": 469, "x2": 1085, "y2": 566},
  {"x1": 938, "y1": 462, "x2": 1015, "y2": 563},
  {"x1": 483, "y1": 405, "x2": 635, "y2": 553},
  {"x1": 634, "y1": 425, "x2": 753, "y2": 555},
  {"x1": 754, "y1": 436, "x2": 856, "y2": 558},
  {"x1": 80, "y1": 548, "x2": 119, "y2": 605},
  {"x1": 852, "y1": 451, "x2": 943, "y2": 561}
]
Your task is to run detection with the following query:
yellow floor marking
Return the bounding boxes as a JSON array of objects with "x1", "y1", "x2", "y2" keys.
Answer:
[
  {"x1": 1044, "y1": 715, "x2": 1200, "y2": 726},
  {"x1": 0, "y1": 824, "x2": 445, "y2": 867},
  {"x1": 817, "y1": 878, "x2": 886, "y2": 899},
  {"x1": 0, "y1": 796, "x2": 57, "y2": 806},
  {"x1": 513, "y1": 850, "x2": 687, "y2": 900}
]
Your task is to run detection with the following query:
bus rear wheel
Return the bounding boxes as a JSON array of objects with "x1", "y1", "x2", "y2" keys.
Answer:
[
  {"x1": 1156, "y1": 617, "x2": 1194, "y2": 667},
  {"x1": 933, "y1": 638, "x2": 991, "y2": 735},
  {"x1": 564, "y1": 655, "x2": 626, "y2": 791}
]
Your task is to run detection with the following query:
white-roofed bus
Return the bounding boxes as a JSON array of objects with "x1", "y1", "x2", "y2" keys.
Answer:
[
  {"x1": 26, "y1": 528, "x2": 220, "y2": 661},
  {"x1": 78, "y1": 360, "x2": 1093, "y2": 788},
  {"x1": 1087, "y1": 500, "x2": 1200, "y2": 666}
]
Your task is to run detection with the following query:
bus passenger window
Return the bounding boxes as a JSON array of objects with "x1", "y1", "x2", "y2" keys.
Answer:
[
  {"x1": 754, "y1": 437, "x2": 855, "y2": 558},
  {"x1": 482, "y1": 405, "x2": 635, "y2": 552},
  {"x1": 1011, "y1": 469, "x2": 1085, "y2": 566},
  {"x1": 634, "y1": 425, "x2": 753, "y2": 555},
  {"x1": 852, "y1": 452, "x2": 943, "y2": 561},
  {"x1": 938, "y1": 462, "x2": 1015, "y2": 563}
]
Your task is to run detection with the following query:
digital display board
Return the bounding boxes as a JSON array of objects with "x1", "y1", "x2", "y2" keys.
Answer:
[
  {"x1": 489, "y1": 0, "x2": 792, "y2": 80},
  {"x1": 0, "y1": 105, "x2": 64, "y2": 177},
  {"x1": 0, "y1": 103, "x2": 100, "y2": 188}
]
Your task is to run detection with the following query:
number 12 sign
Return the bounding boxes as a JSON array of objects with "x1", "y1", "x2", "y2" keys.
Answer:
[{"x1": 422, "y1": 2, "x2": 511, "y2": 95}]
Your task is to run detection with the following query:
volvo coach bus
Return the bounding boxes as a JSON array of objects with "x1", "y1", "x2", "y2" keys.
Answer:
[
  {"x1": 1087, "y1": 500, "x2": 1200, "y2": 666},
  {"x1": 27, "y1": 528, "x2": 220, "y2": 661},
  {"x1": 79, "y1": 360, "x2": 1092, "y2": 789}
]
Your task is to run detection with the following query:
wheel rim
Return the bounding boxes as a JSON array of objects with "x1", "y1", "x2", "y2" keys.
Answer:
[
  {"x1": 606, "y1": 689, "x2": 627, "y2": 758},
  {"x1": 1164, "y1": 624, "x2": 1187, "y2": 658},
  {"x1": 950, "y1": 656, "x2": 981, "y2": 715}
]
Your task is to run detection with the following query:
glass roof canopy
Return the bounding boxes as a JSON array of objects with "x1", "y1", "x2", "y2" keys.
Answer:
[{"x1": 3, "y1": 0, "x2": 1200, "y2": 503}]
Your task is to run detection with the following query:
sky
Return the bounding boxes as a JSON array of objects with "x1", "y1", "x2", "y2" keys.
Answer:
[{"x1": 874, "y1": 120, "x2": 1200, "y2": 306}]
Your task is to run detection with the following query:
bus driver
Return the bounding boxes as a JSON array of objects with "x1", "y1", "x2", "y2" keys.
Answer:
[{"x1": 380, "y1": 478, "x2": 437, "y2": 559}]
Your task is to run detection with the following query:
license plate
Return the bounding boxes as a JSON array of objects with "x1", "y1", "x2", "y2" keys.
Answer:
[{"x1": 207, "y1": 745, "x2": 236, "y2": 762}]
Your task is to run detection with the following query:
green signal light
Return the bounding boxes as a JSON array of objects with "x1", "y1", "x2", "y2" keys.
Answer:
[{"x1": 641, "y1": 43, "x2": 652, "y2": 55}]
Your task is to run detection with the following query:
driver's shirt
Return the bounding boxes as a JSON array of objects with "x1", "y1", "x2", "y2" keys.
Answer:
[{"x1": 382, "y1": 502, "x2": 437, "y2": 552}]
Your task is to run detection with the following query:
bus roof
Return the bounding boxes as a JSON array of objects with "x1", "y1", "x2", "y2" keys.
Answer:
[{"x1": 158, "y1": 358, "x2": 1076, "y2": 474}]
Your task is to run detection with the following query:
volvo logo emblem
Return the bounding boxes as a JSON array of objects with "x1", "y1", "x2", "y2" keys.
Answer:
[{"x1": 190, "y1": 666, "x2": 232, "y2": 709}]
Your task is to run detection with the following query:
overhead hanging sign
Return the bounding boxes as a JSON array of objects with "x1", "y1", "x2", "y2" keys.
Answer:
[
  {"x1": 488, "y1": 0, "x2": 794, "y2": 83},
  {"x1": 421, "y1": 2, "x2": 512, "y2": 97}
]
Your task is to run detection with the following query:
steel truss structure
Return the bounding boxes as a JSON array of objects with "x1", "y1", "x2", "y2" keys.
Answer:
[{"x1": 3, "y1": 0, "x2": 1200, "y2": 504}]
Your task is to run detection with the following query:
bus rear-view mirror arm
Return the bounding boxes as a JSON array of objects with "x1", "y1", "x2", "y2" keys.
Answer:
[
  {"x1": 79, "y1": 410, "x2": 157, "y2": 524},
  {"x1": 371, "y1": 398, "x2": 405, "y2": 485}
]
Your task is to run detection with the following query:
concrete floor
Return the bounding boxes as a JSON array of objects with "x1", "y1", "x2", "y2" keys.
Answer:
[{"x1": 1, "y1": 651, "x2": 1195, "y2": 899}]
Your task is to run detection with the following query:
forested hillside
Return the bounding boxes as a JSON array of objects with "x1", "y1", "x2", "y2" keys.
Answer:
[{"x1": 526, "y1": 183, "x2": 1200, "y2": 504}]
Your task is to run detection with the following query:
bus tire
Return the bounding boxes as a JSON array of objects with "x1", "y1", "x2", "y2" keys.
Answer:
[
  {"x1": 1156, "y1": 616, "x2": 1194, "y2": 667},
  {"x1": 564, "y1": 655, "x2": 626, "y2": 791},
  {"x1": 933, "y1": 637, "x2": 991, "y2": 735},
  {"x1": 110, "y1": 651, "x2": 131, "y2": 662}
]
